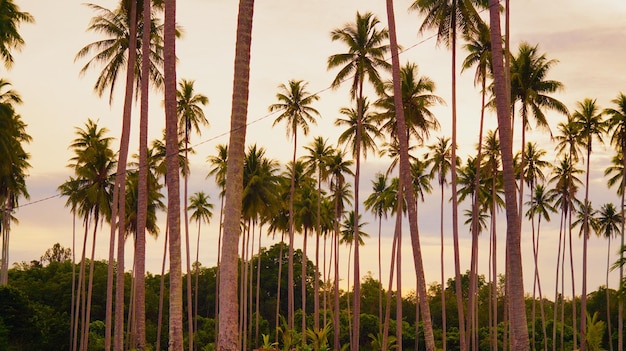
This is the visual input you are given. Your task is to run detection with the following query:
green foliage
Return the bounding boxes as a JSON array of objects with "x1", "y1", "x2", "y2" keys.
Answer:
[{"x1": 586, "y1": 311, "x2": 606, "y2": 351}]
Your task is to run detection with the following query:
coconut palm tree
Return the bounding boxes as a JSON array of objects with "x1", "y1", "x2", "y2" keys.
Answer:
[
  {"x1": 0, "y1": 81, "x2": 29, "y2": 287},
  {"x1": 424, "y1": 136, "x2": 453, "y2": 351},
  {"x1": 176, "y1": 78, "x2": 209, "y2": 350},
  {"x1": 302, "y1": 136, "x2": 333, "y2": 330},
  {"x1": 364, "y1": 172, "x2": 393, "y2": 334},
  {"x1": 571, "y1": 98, "x2": 606, "y2": 350},
  {"x1": 219, "y1": 1, "x2": 255, "y2": 350},
  {"x1": 596, "y1": 202, "x2": 621, "y2": 351},
  {"x1": 549, "y1": 156, "x2": 583, "y2": 351},
  {"x1": 0, "y1": 0, "x2": 33, "y2": 70},
  {"x1": 486, "y1": 2, "x2": 529, "y2": 349},
  {"x1": 326, "y1": 149, "x2": 353, "y2": 350},
  {"x1": 59, "y1": 118, "x2": 115, "y2": 351},
  {"x1": 408, "y1": 2, "x2": 486, "y2": 345},
  {"x1": 328, "y1": 13, "x2": 389, "y2": 348},
  {"x1": 526, "y1": 183, "x2": 556, "y2": 351},
  {"x1": 269, "y1": 79, "x2": 319, "y2": 330},
  {"x1": 163, "y1": 0, "x2": 184, "y2": 347},
  {"x1": 188, "y1": 191, "x2": 213, "y2": 348},
  {"x1": 604, "y1": 92, "x2": 626, "y2": 351},
  {"x1": 510, "y1": 42, "x2": 568, "y2": 234}
]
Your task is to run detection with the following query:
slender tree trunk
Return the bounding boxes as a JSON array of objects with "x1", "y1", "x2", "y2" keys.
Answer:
[
  {"x1": 607, "y1": 236, "x2": 614, "y2": 351},
  {"x1": 70, "y1": 213, "x2": 77, "y2": 351},
  {"x1": 194, "y1": 221, "x2": 202, "y2": 351},
  {"x1": 580, "y1": 145, "x2": 592, "y2": 351},
  {"x1": 440, "y1": 183, "x2": 447, "y2": 351},
  {"x1": 218, "y1": 1, "x2": 255, "y2": 351},
  {"x1": 165, "y1": 0, "x2": 184, "y2": 348},
  {"x1": 333, "y1": 202, "x2": 341, "y2": 351},
  {"x1": 185, "y1": 146, "x2": 194, "y2": 351},
  {"x1": 276, "y1": 232, "x2": 285, "y2": 341},
  {"x1": 385, "y1": 2, "x2": 435, "y2": 349},
  {"x1": 353, "y1": 94, "x2": 362, "y2": 351},
  {"x1": 156, "y1": 226, "x2": 169, "y2": 351},
  {"x1": 315, "y1": 171, "x2": 322, "y2": 331},
  {"x1": 82, "y1": 217, "x2": 101, "y2": 350},
  {"x1": 135, "y1": 0, "x2": 151, "y2": 348},
  {"x1": 396, "y1": 178, "x2": 403, "y2": 349},
  {"x1": 378, "y1": 213, "x2": 383, "y2": 337},
  {"x1": 619, "y1": 138, "x2": 625, "y2": 351},
  {"x1": 488, "y1": 3, "x2": 529, "y2": 351},
  {"x1": 215, "y1": 194, "x2": 224, "y2": 346},
  {"x1": 302, "y1": 229, "x2": 309, "y2": 340},
  {"x1": 382, "y1": 215, "x2": 399, "y2": 351},
  {"x1": 288, "y1": 131, "x2": 297, "y2": 331},
  {"x1": 76, "y1": 220, "x2": 89, "y2": 351},
  {"x1": 255, "y1": 225, "x2": 262, "y2": 348}
]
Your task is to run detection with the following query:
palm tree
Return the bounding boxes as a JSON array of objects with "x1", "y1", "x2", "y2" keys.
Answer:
[
  {"x1": 326, "y1": 149, "x2": 353, "y2": 350},
  {"x1": 526, "y1": 183, "x2": 556, "y2": 351},
  {"x1": 176, "y1": 78, "x2": 209, "y2": 350},
  {"x1": 486, "y1": 3, "x2": 530, "y2": 350},
  {"x1": 0, "y1": 81, "x2": 29, "y2": 287},
  {"x1": 75, "y1": 1, "x2": 166, "y2": 103},
  {"x1": 163, "y1": 0, "x2": 184, "y2": 347},
  {"x1": 424, "y1": 136, "x2": 453, "y2": 351},
  {"x1": 328, "y1": 13, "x2": 389, "y2": 349},
  {"x1": 302, "y1": 136, "x2": 333, "y2": 330},
  {"x1": 188, "y1": 191, "x2": 213, "y2": 349},
  {"x1": 596, "y1": 202, "x2": 621, "y2": 351},
  {"x1": 549, "y1": 156, "x2": 583, "y2": 351},
  {"x1": 0, "y1": 0, "x2": 33, "y2": 69},
  {"x1": 408, "y1": 2, "x2": 486, "y2": 346},
  {"x1": 218, "y1": 1, "x2": 255, "y2": 350},
  {"x1": 364, "y1": 172, "x2": 393, "y2": 335},
  {"x1": 604, "y1": 92, "x2": 626, "y2": 351},
  {"x1": 269, "y1": 79, "x2": 319, "y2": 331},
  {"x1": 59, "y1": 118, "x2": 115, "y2": 351},
  {"x1": 510, "y1": 43, "x2": 568, "y2": 235},
  {"x1": 571, "y1": 98, "x2": 606, "y2": 350}
]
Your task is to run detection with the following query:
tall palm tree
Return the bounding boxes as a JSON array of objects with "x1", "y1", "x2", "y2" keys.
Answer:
[
  {"x1": 597, "y1": 202, "x2": 621, "y2": 351},
  {"x1": 571, "y1": 98, "x2": 606, "y2": 350},
  {"x1": 364, "y1": 172, "x2": 393, "y2": 335},
  {"x1": 206, "y1": 143, "x2": 228, "y2": 342},
  {"x1": 188, "y1": 191, "x2": 213, "y2": 349},
  {"x1": 326, "y1": 149, "x2": 353, "y2": 350},
  {"x1": 0, "y1": 0, "x2": 33, "y2": 70},
  {"x1": 269, "y1": 79, "x2": 319, "y2": 330},
  {"x1": 487, "y1": 2, "x2": 530, "y2": 350},
  {"x1": 163, "y1": 0, "x2": 184, "y2": 348},
  {"x1": 59, "y1": 118, "x2": 115, "y2": 351},
  {"x1": 328, "y1": 13, "x2": 389, "y2": 349},
  {"x1": 549, "y1": 156, "x2": 583, "y2": 351},
  {"x1": 526, "y1": 183, "x2": 556, "y2": 351},
  {"x1": 302, "y1": 136, "x2": 333, "y2": 330},
  {"x1": 219, "y1": 1, "x2": 255, "y2": 350},
  {"x1": 424, "y1": 136, "x2": 453, "y2": 351},
  {"x1": 409, "y1": 2, "x2": 485, "y2": 346},
  {"x1": 0, "y1": 81, "x2": 29, "y2": 287},
  {"x1": 176, "y1": 78, "x2": 209, "y2": 350},
  {"x1": 604, "y1": 92, "x2": 626, "y2": 351}
]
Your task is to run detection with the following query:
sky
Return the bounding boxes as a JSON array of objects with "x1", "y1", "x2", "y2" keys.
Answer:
[{"x1": 5, "y1": 0, "x2": 626, "y2": 298}]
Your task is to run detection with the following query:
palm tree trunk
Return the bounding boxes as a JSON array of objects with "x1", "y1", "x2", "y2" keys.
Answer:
[
  {"x1": 580, "y1": 146, "x2": 592, "y2": 351},
  {"x1": 276, "y1": 232, "x2": 284, "y2": 341},
  {"x1": 185, "y1": 147, "x2": 194, "y2": 351},
  {"x1": 440, "y1": 183, "x2": 447, "y2": 351},
  {"x1": 377, "y1": 213, "x2": 383, "y2": 337},
  {"x1": 194, "y1": 221, "x2": 202, "y2": 351},
  {"x1": 382, "y1": 215, "x2": 399, "y2": 351},
  {"x1": 255, "y1": 224, "x2": 262, "y2": 348},
  {"x1": 156, "y1": 225, "x2": 169, "y2": 351},
  {"x1": 70, "y1": 213, "x2": 77, "y2": 351},
  {"x1": 396, "y1": 179, "x2": 403, "y2": 348},
  {"x1": 302, "y1": 229, "x2": 309, "y2": 340},
  {"x1": 488, "y1": 2, "x2": 529, "y2": 350},
  {"x1": 288, "y1": 131, "x2": 297, "y2": 332},
  {"x1": 385, "y1": 2, "x2": 435, "y2": 349},
  {"x1": 352, "y1": 86, "x2": 364, "y2": 351},
  {"x1": 620, "y1": 138, "x2": 625, "y2": 351},
  {"x1": 215, "y1": 193, "x2": 224, "y2": 346},
  {"x1": 607, "y1": 235, "x2": 614, "y2": 351},
  {"x1": 164, "y1": 0, "x2": 183, "y2": 348},
  {"x1": 315, "y1": 172, "x2": 322, "y2": 331},
  {"x1": 82, "y1": 217, "x2": 101, "y2": 350},
  {"x1": 218, "y1": 1, "x2": 255, "y2": 350},
  {"x1": 134, "y1": 0, "x2": 151, "y2": 346},
  {"x1": 76, "y1": 220, "x2": 89, "y2": 351},
  {"x1": 333, "y1": 204, "x2": 341, "y2": 351}
]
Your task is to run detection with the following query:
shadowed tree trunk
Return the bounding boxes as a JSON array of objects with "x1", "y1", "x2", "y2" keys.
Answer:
[
  {"x1": 385, "y1": 1, "x2": 435, "y2": 350},
  {"x1": 488, "y1": 2, "x2": 529, "y2": 351},
  {"x1": 218, "y1": 1, "x2": 255, "y2": 351},
  {"x1": 134, "y1": 0, "x2": 152, "y2": 348},
  {"x1": 164, "y1": 0, "x2": 183, "y2": 349}
]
